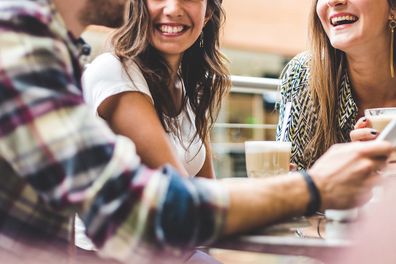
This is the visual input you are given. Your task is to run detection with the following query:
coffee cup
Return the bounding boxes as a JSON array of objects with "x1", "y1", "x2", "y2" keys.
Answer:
[
  {"x1": 365, "y1": 107, "x2": 396, "y2": 132},
  {"x1": 365, "y1": 107, "x2": 396, "y2": 165},
  {"x1": 245, "y1": 141, "x2": 291, "y2": 178}
]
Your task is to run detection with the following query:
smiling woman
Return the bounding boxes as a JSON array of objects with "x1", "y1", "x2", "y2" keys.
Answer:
[
  {"x1": 82, "y1": 1, "x2": 231, "y2": 258},
  {"x1": 276, "y1": 0, "x2": 396, "y2": 170},
  {"x1": 82, "y1": 3, "x2": 230, "y2": 257},
  {"x1": 83, "y1": 0, "x2": 231, "y2": 178}
]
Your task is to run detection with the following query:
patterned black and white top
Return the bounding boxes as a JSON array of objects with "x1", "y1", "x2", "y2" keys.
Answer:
[{"x1": 276, "y1": 52, "x2": 358, "y2": 170}]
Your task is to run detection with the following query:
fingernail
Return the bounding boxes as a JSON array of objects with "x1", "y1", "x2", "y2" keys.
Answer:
[{"x1": 371, "y1": 130, "x2": 377, "y2": 135}]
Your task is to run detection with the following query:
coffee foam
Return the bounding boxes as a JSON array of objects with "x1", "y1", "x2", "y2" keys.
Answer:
[
  {"x1": 369, "y1": 115, "x2": 396, "y2": 132},
  {"x1": 245, "y1": 141, "x2": 291, "y2": 153}
]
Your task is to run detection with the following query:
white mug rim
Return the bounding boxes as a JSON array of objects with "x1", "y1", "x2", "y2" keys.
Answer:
[{"x1": 364, "y1": 107, "x2": 396, "y2": 116}]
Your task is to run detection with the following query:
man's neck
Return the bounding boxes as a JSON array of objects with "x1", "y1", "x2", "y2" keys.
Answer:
[{"x1": 52, "y1": 0, "x2": 86, "y2": 37}]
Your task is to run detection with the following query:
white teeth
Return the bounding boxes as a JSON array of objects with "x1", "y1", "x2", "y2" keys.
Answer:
[
  {"x1": 331, "y1": 15, "x2": 358, "y2": 25},
  {"x1": 159, "y1": 25, "x2": 184, "y2": 34}
]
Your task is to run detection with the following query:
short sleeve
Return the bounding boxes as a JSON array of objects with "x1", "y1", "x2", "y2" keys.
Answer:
[{"x1": 82, "y1": 53, "x2": 153, "y2": 114}]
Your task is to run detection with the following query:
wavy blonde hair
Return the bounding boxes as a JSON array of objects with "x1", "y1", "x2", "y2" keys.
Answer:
[{"x1": 305, "y1": 0, "x2": 396, "y2": 166}]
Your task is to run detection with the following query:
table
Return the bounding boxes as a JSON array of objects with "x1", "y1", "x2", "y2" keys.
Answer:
[{"x1": 213, "y1": 216, "x2": 354, "y2": 262}]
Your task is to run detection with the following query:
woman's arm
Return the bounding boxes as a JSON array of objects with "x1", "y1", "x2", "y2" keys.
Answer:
[
  {"x1": 98, "y1": 91, "x2": 189, "y2": 177},
  {"x1": 196, "y1": 136, "x2": 216, "y2": 179}
]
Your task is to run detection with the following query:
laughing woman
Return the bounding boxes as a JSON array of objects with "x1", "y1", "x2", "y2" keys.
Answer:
[
  {"x1": 83, "y1": 0, "x2": 230, "y2": 178},
  {"x1": 277, "y1": 0, "x2": 396, "y2": 169}
]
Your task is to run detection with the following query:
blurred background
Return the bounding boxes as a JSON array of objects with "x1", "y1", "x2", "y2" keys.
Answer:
[{"x1": 82, "y1": 0, "x2": 312, "y2": 179}]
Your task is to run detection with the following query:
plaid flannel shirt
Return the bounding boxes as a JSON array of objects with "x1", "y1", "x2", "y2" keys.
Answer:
[{"x1": 0, "y1": 0, "x2": 228, "y2": 262}]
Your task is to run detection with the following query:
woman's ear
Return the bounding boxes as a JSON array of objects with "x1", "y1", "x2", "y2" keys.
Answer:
[{"x1": 204, "y1": 9, "x2": 213, "y2": 26}]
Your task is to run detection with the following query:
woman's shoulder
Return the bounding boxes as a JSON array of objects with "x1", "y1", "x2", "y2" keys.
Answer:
[
  {"x1": 279, "y1": 52, "x2": 311, "y2": 97},
  {"x1": 281, "y1": 52, "x2": 311, "y2": 79},
  {"x1": 83, "y1": 53, "x2": 152, "y2": 106},
  {"x1": 91, "y1": 52, "x2": 119, "y2": 63},
  {"x1": 84, "y1": 53, "x2": 122, "y2": 82},
  {"x1": 86, "y1": 53, "x2": 142, "y2": 76},
  {"x1": 84, "y1": 52, "x2": 147, "y2": 87},
  {"x1": 289, "y1": 51, "x2": 311, "y2": 65}
]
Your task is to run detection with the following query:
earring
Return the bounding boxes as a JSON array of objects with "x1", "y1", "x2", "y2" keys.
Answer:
[
  {"x1": 199, "y1": 32, "x2": 204, "y2": 48},
  {"x1": 389, "y1": 16, "x2": 396, "y2": 78}
]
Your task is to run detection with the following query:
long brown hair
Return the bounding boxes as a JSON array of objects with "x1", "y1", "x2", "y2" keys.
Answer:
[
  {"x1": 305, "y1": 0, "x2": 396, "y2": 166},
  {"x1": 111, "y1": 0, "x2": 231, "y2": 145}
]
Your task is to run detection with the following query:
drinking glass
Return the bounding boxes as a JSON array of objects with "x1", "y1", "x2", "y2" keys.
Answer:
[
  {"x1": 365, "y1": 107, "x2": 396, "y2": 132},
  {"x1": 245, "y1": 141, "x2": 291, "y2": 178}
]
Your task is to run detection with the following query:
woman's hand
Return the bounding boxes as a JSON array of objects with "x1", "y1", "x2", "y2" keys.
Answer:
[{"x1": 350, "y1": 117, "x2": 378, "y2": 142}]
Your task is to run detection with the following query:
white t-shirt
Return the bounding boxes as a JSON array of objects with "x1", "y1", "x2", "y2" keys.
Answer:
[{"x1": 83, "y1": 53, "x2": 206, "y2": 176}]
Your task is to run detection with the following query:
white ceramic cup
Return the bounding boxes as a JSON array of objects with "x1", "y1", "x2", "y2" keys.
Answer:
[
  {"x1": 365, "y1": 107, "x2": 396, "y2": 132},
  {"x1": 365, "y1": 107, "x2": 396, "y2": 177}
]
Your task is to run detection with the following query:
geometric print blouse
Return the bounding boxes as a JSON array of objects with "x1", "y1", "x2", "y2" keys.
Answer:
[{"x1": 276, "y1": 52, "x2": 358, "y2": 170}]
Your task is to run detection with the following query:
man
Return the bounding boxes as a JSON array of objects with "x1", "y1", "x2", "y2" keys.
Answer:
[{"x1": 0, "y1": 0, "x2": 392, "y2": 263}]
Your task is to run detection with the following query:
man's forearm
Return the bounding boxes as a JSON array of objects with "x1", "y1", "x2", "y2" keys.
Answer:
[{"x1": 222, "y1": 172, "x2": 309, "y2": 235}]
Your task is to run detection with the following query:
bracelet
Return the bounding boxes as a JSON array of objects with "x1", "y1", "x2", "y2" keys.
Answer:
[{"x1": 300, "y1": 170, "x2": 321, "y2": 216}]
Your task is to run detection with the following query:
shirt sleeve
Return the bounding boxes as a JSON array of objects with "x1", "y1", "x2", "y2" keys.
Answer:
[
  {"x1": 275, "y1": 52, "x2": 311, "y2": 141},
  {"x1": 276, "y1": 58, "x2": 295, "y2": 141},
  {"x1": 0, "y1": 22, "x2": 228, "y2": 261},
  {"x1": 82, "y1": 53, "x2": 154, "y2": 114}
]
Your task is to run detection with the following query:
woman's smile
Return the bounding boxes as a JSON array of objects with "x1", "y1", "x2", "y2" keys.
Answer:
[
  {"x1": 330, "y1": 13, "x2": 359, "y2": 27},
  {"x1": 155, "y1": 23, "x2": 190, "y2": 37}
]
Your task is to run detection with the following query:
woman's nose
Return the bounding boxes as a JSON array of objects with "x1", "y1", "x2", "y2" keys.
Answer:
[
  {"x1": 327, "y1": 0, "x2": 347, "y2": 7},
  {"x1": 163, "y1": 0, "x2": 183, "y2": 17}
]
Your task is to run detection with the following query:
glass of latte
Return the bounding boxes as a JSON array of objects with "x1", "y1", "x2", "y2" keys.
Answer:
[
  {"x1": 244, "y1": 141, "x2": 291, "y2": 178},
  {"x1": 365, "y1": 107, "x2": 396, "y2": 169},
  {"x1": 365, "y1": 107, "x2": 396, "y2": 132}
]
